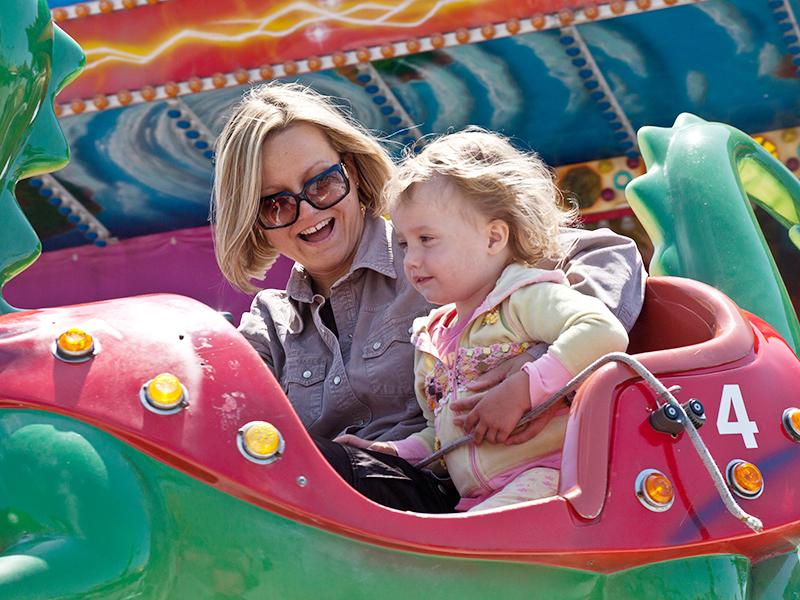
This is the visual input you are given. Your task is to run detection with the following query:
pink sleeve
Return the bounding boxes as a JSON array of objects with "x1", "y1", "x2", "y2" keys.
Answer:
[
  {"x1": 386, "y1": 437, "x2": 431, "y2": 463},
  {"x1": 521, "y1": 353, "x2": 574, "y2": 409}
]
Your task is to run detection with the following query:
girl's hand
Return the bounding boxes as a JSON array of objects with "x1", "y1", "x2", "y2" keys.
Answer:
[
  {"x1": 333, "y1": 434, "x2": 398, "y2": 456},
  {"x1": 452, "y1": 371, "x2": 531, "y2": 444},
  {"x1": 504, "y1": 402, "x2": 559, "y2": 445}
]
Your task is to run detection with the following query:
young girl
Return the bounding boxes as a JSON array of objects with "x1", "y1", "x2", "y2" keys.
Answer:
[{"x1": 344, "y1": 128, "x2": 629, "y2": 512}]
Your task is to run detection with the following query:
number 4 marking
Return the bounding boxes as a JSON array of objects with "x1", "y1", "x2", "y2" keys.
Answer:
[{"x1": 716, "y1": 384, "x2": 759, "y2": 448}]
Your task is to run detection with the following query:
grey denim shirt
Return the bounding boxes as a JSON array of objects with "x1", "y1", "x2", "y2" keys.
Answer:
[{"x1": 239, "y1": 215, "x2": 646, "y2": 442}]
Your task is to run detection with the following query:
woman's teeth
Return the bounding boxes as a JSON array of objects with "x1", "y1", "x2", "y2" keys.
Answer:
[
  {"x1": 299, "y1": 217, "x2": 334, "y2": 241},
  {"x1": 300, "y1": 218, "x2": 332, "y2": 236}
]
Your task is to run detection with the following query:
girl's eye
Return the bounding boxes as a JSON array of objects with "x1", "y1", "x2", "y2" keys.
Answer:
[
  {"x1": 397, "y1": 241, "x2": 408, "y2": 252},
  {"x1": 419, "y1": 235, "x2": 433, "y2": 243}
]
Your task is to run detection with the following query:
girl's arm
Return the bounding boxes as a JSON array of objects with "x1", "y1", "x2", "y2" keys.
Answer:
[
  {"x1": 508, "y1": 282, "x2": 629, "y2": 377},
  {"x1": 453, "y1": 283, "x2": 628, "y2": 443},
  {"x1": 461, "y1": 228, "x2": 644, "y2": 442}
]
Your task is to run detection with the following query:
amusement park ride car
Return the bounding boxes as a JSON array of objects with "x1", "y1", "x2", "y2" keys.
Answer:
[{"x1": 2, "y1": 1, "x2": 800, "y2": 598}]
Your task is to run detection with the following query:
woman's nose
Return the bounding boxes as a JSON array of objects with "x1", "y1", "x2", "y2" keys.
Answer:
[{"x1": 296, "y1": 195, "x2": 322, "y2": 220}]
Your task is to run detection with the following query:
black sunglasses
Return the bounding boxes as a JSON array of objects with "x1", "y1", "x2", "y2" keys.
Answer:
[{"x1": 257, "y1": 162, "x2": 351, "y2": 229}]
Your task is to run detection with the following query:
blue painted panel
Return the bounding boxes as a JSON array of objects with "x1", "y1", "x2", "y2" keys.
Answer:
[{"x1": 33, "y1": 0, "x2": 800, "y2": 248}]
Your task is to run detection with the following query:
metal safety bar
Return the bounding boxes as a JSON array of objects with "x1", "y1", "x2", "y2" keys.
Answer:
[{"x1": 414, "y1": 351, "x2": 763, "y2": 532}]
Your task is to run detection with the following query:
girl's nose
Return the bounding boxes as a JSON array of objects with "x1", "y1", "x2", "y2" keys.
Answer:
[{"x1": 403, "y1": 247, "x2": 419, "y2": 270}]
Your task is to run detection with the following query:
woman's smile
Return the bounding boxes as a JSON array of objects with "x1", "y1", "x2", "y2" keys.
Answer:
[{"x1": 298, "y1": 217, "x2": 335, "y2": 243}]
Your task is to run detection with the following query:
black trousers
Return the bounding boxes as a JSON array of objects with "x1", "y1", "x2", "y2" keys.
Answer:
[{"x1": 313, "y1": 435, "x2": 459, "y2": 513}]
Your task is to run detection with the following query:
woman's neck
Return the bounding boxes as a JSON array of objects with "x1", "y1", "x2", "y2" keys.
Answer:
[
  {"x1": 309, "y1": 265, "x2": 348, "y2": 297},
  {"x1": 308, "y1": 218, "x2": 366, "y2": 297}
]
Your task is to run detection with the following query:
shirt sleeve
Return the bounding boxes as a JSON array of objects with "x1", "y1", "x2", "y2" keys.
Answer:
[
  {"x1": 387, "y1": 348, "x2": 437, "y2": 463},
  {"x1": 238, "y1": 289, "x2": 290, "y2": 376},
  {"x1": 506, "y1": 282, "x2": 630, "y2": 377},
  {"x1": 537, "y1": 227, "x2": 648, "y2": 332}
]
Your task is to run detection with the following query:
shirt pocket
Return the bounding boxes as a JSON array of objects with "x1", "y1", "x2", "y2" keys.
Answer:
[
  {"x1": 282, "y1": 356, "x2": 327, "y2": 428},
  {"x1": 362, "y1": 320, "x2": 416, "y2": 399}
]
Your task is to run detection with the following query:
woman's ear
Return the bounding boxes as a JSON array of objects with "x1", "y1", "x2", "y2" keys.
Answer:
[
  {"x1": 486, "y1": 219, "x2": 510, "y2": 255},
  {"x1": 344, "y1": 152, "x2": 359, "y2": 188}
]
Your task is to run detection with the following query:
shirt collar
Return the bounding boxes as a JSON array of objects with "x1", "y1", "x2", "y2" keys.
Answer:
[{"x1": 285, "y1": 214, "x2": 397, "y2": 303}]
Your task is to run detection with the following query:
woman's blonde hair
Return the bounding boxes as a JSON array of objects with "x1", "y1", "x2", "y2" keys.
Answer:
[
  {"x1": 384, "y1": 127, "x2": 578, "y2": 265},
  {"x1": 212, "y1": 81, "x2": 394, "y2": 292}
]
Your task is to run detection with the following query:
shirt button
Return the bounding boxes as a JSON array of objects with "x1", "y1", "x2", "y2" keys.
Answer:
[
  {"x1": 302, "y1": 370, "x2": 312, "y2": 379},
  {"x1": 372, "y1": 341, "x2": 382, "y2": 350},
  {"x1": 356, "y1": 419, "x2": 365, "y2": 426},
  {"x1": 333, "y1": 375, "x2": 341, "y2": 385}
]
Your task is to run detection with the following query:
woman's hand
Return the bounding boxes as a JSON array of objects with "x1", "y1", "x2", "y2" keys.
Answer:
[
  {"x1": 334, "y1": 434, "x2": 398, "y2": 456},
  {"x1": 451, "y1": 371, "x2": 532, "y2": 444},
  {"x1": 464, "y1": 352, "x2": 531, "y2": 393},
  {"x1": 460, "y1": 353, "x2": 555, "y2": 445}
]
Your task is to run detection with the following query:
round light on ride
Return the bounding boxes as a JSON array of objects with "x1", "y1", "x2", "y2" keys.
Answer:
[
  {"x1": 635, "y1": 469, "x2": 674, "y2": 512},
  {"x1": 140, "y1": 373, "x2": 188, "y2": 414},
  {"x1": 237, "y1": 421, "x2": 284, "y2": 465},
  {"x1": 782, "y1": 407, "x2": 800, "y2": 441},
  {"x1": 53, "y1": 328, "x2": 96, "y2": 362},
  {"x1": 726, "y1": 459, "x2": 764, "y2": 499}
]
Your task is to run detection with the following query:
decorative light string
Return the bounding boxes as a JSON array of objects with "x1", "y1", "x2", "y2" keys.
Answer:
[
  {"x1": 560, "y1": 25, "x2": 640, "y2": 160},
  {"x1": 28, "y1": 174, "x2": 116, "y2": 246},
  {"x1": 55, "y1": 0, "x2": 701, "y2": 118},
  {"x1": 768, "y1": 0, "x2": 800, "y2": 76},
  {"x1": 52, "y1": 0, "x2": 171, "y2": 22},
  {"x1": 340, "y1": 63, "x2": 424, "y2": 146},
  {"x1": 165, "y1": 98, "x2": 216, "y2": 162}
]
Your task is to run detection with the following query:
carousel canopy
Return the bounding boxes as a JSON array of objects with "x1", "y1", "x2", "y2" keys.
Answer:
[
  {"x1": 18, "y1": 0, "x2": 800, "y2": 250},
  {"x1": 8, "y1": 0, "x2": 800, "y2": 319}
]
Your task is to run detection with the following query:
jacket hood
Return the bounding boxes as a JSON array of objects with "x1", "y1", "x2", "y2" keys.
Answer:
[{"x1": 411, "y1": 263, "x2": 567, "y2": 351}]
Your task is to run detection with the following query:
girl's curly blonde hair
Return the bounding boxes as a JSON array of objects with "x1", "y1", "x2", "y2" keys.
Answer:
[
  {"x1": 384, "y1": 127, "x2": 578, "y2": 265},
  {"x1": 212, "y1": 81, "x2": 394, "y2": 293}
]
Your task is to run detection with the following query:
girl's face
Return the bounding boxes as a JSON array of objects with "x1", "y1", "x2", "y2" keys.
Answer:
[
  {"x1": 392, "y1": 179, "x2": 510, "y2": 318},
  {"x1": 260, "y1": 123, "x2": 364, "y2": 294}
]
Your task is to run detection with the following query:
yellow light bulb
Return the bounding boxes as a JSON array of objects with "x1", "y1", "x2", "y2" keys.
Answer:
[
  {"x1": 239, "y1": 421, "x2": 284, "y2": 463},
  {"x1": 243, "y1": 423, "x2": 279, "y2": 457},
  {"x1": 636, "y1": 469, "x2": 674, "y2": 512},
  {"x1": 732, "y1": 462, "x2": 763, "y2": 495},
  {"x1": 790, "y1": 410, "x2": 800, "y2": 434},
  {"x1": 644, "y1": 472, "x2": 674, "y2": 506},
  {"x1": 782, "y1": 408, "x2": 800, "y2": 442},
  {"x1": 146, "y1": 373, "x2": 184, "y2": 409},
  {"x1": 56, "y1": 328, "x2": 94, "y2": 358}
]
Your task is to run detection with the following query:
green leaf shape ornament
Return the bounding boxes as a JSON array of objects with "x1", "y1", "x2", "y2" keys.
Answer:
[
  {"x1": 627, "y1": 113, "x2": 800, "y2": 355},
  {"x1": 0, "y1": 0, "x2": 84, "y2": 314}
]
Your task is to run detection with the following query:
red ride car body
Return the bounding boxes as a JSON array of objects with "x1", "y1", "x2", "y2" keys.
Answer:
[{"x1": 0, "y1": 276, "x2": 798, "y2": 573}]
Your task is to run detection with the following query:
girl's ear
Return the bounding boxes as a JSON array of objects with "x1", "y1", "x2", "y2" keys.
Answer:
[{"x1": 486, "y1": 219, "x2": 510, "y2": 255}]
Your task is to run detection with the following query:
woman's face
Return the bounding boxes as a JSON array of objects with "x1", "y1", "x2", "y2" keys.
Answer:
[{"x1": 260, "y1": 122, "x2": 364, "y2": 293}]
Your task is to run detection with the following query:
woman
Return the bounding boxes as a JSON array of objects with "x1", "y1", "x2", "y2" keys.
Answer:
[{"x1": 212, "y1": 81, "x2": 646, "y2": 512}]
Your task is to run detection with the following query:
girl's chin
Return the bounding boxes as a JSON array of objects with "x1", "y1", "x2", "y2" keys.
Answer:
[{"x1": 421, "y1": 292, "x2": 450, "y2": 306}]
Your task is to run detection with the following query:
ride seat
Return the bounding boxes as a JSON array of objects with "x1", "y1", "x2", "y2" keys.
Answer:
[{"x1": 558, "y1": 276, "x2": 755, "y2": 519}]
